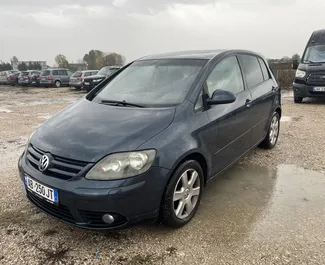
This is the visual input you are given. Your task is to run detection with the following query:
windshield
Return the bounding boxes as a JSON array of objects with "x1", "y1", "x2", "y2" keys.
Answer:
[
  {"x1": 97, "y1": 67, "x2": 110, "y2": 75},
  {"x1": 303, "y1": 45, "x2": 325, "y2": 63},
  {"x1": 72, "y1": 71, "x2": 82, "y2": 77},
  {"x1": 94, "y1": 59, "x2": 206, "y2": 107},
  {"x1": 41, "y1": 70, "x2": 50, "y2": 76}
]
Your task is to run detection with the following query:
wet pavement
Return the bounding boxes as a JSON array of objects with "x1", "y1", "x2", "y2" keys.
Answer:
[{"x1": 1, "y1": 86, "x2": 325, "y2": 264}]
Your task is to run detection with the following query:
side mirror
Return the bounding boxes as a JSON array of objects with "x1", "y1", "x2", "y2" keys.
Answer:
[
  {"x1": 291, "y1": 60, "x2": 299, "y2": 70},
  {"x1": 206, "y1": 89, "x2": 236, "y2": 105}
]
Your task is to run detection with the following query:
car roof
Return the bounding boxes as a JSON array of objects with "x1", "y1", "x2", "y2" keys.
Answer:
[
  {"x1": 139, "y1": 50, "x2": 226, "y2": 60},
  {"x1": 137, "y1": 49, "x2": 264, "y2": 61},
  {"x1": 308, "y1": 29, "x2": 325, "y2": 46}
]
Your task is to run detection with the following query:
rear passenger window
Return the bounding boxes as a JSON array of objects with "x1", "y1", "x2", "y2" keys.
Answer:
[
  {"x1": 59, "y1": 70, "x2": 68, "y2": 75},
  {"x1": 52, "y1": 70, "x2": 59, "y2": 75},
  {"x1": 238, "y1": 55, "x2": 264, "y2": 88},
  {"x1": 258, "y1": 58, "x2": 270, "y2": 80}
]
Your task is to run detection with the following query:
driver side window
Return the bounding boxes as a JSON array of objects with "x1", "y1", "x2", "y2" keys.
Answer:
[{"x1": 206, "y1": 56, "x2": 244, "y2": 97}]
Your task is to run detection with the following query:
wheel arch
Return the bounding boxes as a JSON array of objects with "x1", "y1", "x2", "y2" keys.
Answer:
[{"x1": 167, "y1": 150, "x2": 209, "y2": 186}]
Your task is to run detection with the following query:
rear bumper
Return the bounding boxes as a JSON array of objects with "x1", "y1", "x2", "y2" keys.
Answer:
[
  {"x1": 293, "y1": 82, "x2": 325, "y2": 97},
  {"x1": 40, "y1": 80, "x2": 54, "y2": 86},
  {"x1": 69, "y1": 81, "x2": 82, "y2": 87},
  {"x1": 18, "y1": 152, "x2": 170, "y2": 230},
  {"x1": 18, "y1": 80, "x2": 31, "y2": 85}
]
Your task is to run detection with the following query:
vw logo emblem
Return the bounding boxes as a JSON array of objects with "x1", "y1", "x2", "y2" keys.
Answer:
[{"x1": 39, "y1": 155, "x2": 50, "y2": 172}]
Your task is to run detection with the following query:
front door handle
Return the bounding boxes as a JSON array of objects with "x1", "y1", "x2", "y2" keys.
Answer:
[{"x1": 245, "y1": 99, "x2": 252, "y2": 108}]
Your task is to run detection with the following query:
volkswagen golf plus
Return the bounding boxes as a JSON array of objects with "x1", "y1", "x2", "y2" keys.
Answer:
[{"x1": 18, "y1": 50, "x2": 281, "y2": 230}]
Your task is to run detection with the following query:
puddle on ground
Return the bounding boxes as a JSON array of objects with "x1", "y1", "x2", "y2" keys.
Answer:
[
  {"x1": 281, "y1": 116, "x2": 292, "y2": 122},
  {"x1": 196, "y1": 164, "x2": 325, "y2": 245},
  {"x1": 0, "y1": 108, "x2": 13, "y2": 113}
]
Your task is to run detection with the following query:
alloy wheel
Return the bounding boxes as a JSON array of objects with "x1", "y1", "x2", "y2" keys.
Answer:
[
  {"x1": 173, "y1": 169, "x2": 201, "y2": 219},
  {"x1": 269, "y1": 115, "x2": 279, "y2": 145}
]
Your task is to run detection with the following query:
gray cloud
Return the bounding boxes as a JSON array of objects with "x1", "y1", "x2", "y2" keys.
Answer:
[{"x1": 0, "y1": 0, "x2": 322, "y2": 66}]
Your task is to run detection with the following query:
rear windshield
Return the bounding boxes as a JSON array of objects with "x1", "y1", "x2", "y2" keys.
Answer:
[
  {"x1": 72, "y1": 71, "x2": 82, "y2": 77},
  {"x1": 21, "y1": 72, "x2": 29, "y2": 76},
  {"x1": 41, "y1": 70, "x2": 51, "y2": 76}
]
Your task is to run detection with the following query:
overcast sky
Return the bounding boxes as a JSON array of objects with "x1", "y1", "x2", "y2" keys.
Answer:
[{"x1": 0, "y1": 0, "x2": 324, "y2": 65}]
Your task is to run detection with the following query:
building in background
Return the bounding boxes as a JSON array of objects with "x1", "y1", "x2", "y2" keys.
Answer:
[
  {"x1": 12, "y1": 61, "x2": 47, "y2": 70},
  {"x1": 68, "y1": 63, "x2": 88, "y2": 71}
]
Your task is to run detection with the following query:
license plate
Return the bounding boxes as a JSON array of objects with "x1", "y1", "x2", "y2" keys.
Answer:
[
  {"x1": 84, "y1": 82, "x2": 90, "y2": 85},
  {"x1": 313, "y1": 87, "x2": 325, "y2": 92},
  {"x1": 24, "y1": 175, "x2": 58, "y2": 204}
]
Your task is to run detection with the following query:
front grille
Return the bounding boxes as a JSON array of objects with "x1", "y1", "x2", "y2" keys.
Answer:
[
  {"x1": 79, "y1": 210, "x2": 127, "y2": 227},
  {"x1": 26, "y1": 144, "x2": 89, "y2": 180},
  {"x1": 27, "y1": 191, "x2": 75, "y2": 223},
  {"x1": 306, "y1": 72, "x2": 325, "y2": 86}
]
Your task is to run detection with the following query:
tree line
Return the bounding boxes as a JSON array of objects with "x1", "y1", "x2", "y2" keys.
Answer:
[{"x1": 55, "y1": 50, "x2": 126, "y2": 70}]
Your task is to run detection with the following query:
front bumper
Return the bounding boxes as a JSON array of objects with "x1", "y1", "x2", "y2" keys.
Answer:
[
  {"x1": 293, "y1": 82, "x2": 325, "y2": 97},
  {"x1": 18, "y1": 152, "x2": 170, "y2": 230}
]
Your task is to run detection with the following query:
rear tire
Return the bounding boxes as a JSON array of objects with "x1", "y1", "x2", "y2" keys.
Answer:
[
  {"x1": 161, "y1": 160, "x2": 203, "y2": 228},
  {"x1": 259, "y1": 112, "x2": 280, "y2": 149},
  {"x1": 55, "y1": 80, "x2": 61, "y2": 88},
  {"x1": 294, "y1": 96, "x2": 303, "y2": 103}
]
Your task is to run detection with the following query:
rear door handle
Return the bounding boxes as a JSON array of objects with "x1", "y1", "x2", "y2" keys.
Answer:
[{"x1": 245, "y1": 99, "x2": 252, "y2": 108}]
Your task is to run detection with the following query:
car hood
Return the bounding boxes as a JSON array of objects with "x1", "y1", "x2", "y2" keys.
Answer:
[
  {"x1": 84, "y1": 74, "x2": 105, "y2": 80},
  {"x1": 298, "y1": 63, "x2": 325, "y2": 72},
  {"x1": 31, "y1": 99, "x2": 175, "y2": 162}
]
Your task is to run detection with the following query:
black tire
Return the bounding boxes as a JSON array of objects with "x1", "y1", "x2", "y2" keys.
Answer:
[
  {"x1": 54, "y1": 80, "x2": 61, "y2": 88},
  {"x1": 259, "y1": 112, "x2": 280, "y2": 149},
  {"x1": 294, "y1": 96, "x2": 303, "y2": 103},
  {"x1": 161, "y1": 160, "x2": 204, "y2": 228}
]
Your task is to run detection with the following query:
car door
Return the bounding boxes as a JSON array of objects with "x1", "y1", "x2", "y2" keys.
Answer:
[
  {"x1": 238, "y1": 55, "x2": 276, "y2": 146},
  {"x1": 59, "y1": 70, "x2": 69, "y2": 84},
  {"x1": 204, "y1": 55, "x2": 254, "y2": 175}
]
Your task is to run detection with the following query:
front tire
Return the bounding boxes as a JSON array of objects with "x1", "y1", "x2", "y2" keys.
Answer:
[
  {"x1": 259, "y1": 112, "x2": 280, "y2": 149},
  {"x1": 161, "y1": 160, "x2": 203, "y2": 228}
]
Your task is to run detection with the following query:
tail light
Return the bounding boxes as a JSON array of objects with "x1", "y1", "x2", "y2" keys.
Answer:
[
  {"x1": 4, "y1": 74, "x2": 7, "y2": 79},
  {"x1": 77, "y1": 77, "x2": 83, "y2": 81},
  {"x1": 106, "y1": 75, "x2": 109, "y2": 78},
  {"x1": 48, "y1": 76, "x2": 53, "y2": 81},
  {"x1": 37, "y1": 76, "x2": 40, "y2": 80}
]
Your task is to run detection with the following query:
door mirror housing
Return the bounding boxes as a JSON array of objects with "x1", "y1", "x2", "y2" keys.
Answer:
[
  {"x1": 291, "y1": 60, "x2": 299, "y2": 70},
  {"x1": 206, "y1": 89, "x2": 236, "y2": 105}
]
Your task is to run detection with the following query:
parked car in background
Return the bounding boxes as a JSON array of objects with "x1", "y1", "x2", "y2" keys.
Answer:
[
  {"x1": 0, "y1": 70, "x2": 18, "y2": 84},
  {"x1": 292, "y1": 29, "x2": 325, "y2": 103},
  {"x1": 18, "y1": 71, "x2": 41, "y2": 86},
  {"x1": 83, "y1": 66, "x2": 122, "y2": 92},
  {"x1": 31, "y1": 71, "x2": 41, "y2": 86},
  {"x1": 7, "y1": 71, "x2": 21, "y2": 86},
  {"x1": 69, "y1": 70, "x2": 98, "y2": 89},
  {"x1": 19, "y1": 50, "x2": 281, "y2": 230},
  {"x1": 40, "y1": 68, "x2": 74, "y2": 88}
]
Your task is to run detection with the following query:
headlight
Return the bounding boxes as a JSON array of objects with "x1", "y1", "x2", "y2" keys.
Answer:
[
  {"x1": 85, "y1": 150, "x2": 156, "y2": 180},
  {"x1": 295, "y1": 69, "x2": 306, "y2": 78}
]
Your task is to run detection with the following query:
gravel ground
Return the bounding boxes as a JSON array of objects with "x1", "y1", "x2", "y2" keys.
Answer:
[{"x1": 1, "y1": 86, "x2": 325, "y2": 265}]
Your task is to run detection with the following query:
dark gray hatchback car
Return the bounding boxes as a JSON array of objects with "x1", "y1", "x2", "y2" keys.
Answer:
[{"x1": 18, "y1": 50, "x2": 281, "y2": 230}]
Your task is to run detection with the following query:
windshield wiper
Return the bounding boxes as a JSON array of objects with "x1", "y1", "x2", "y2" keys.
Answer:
[{"x1": 101, "y1": 100, "x2": 145, "y2": 108}]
